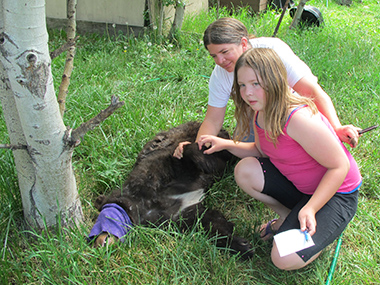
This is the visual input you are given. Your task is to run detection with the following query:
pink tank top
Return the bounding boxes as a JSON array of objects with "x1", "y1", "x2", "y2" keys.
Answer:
[{"x1": 256, "y1": 106, "x2": 362, "y2": 195}]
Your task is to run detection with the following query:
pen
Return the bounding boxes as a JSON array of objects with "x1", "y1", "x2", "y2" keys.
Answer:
[
  {"x1": 358, "y1": 125, "x2": 378, "y2": 135},
  {"x1": 304, "y1": 230, "x2": 309, "y2": 242},
  {"x1": 348, "y1": 124, "x2": 378, "y2": 146}
]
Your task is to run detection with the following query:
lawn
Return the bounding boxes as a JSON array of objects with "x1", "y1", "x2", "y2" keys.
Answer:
[{"x1": 0, "y1": 0, "x2": 379, "y2": 283}]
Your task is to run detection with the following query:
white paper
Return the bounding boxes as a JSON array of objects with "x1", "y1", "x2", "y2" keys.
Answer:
[{"x1": 273, "y1": 229, "x2": 315, "y2": 257}]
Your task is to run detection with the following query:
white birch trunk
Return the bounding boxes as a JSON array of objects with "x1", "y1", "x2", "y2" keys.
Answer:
[{"x1": 0, "y1": 0, "x2": 83, "y2": 229}]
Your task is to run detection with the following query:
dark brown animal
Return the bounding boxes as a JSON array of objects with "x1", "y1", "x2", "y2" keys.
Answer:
[{"x1": 91, "y1": 121, "x2": 254, "y2": 259}]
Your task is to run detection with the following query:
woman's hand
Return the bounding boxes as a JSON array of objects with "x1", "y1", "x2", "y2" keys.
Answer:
[
  {"x1": 298, "y1": 206, "x2": 317, "y2": 236},
  {"x1": 335, "y1": 125, "x2": 361, "y2": 148},
  {"x1": 173, "y1": 141, "x2": 191, "y2": 159}
]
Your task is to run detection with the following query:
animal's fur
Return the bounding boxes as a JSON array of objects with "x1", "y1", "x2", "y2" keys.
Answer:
[{"x1": 94, "y1": 121, "x2": 254, "y2": 259}]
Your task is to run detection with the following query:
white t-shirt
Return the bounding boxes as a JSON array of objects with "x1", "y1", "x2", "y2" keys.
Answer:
[{"x1": 208, "y1": 37, "x2": 316, "y2": 108}]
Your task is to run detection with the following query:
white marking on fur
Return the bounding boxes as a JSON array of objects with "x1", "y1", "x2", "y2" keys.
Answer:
[{"x1": 170, "y1": 188, "x2": 205, "y2": 211}]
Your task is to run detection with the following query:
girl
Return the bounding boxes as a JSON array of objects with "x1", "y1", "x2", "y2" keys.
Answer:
[
  {"x1": 197, "y1": 48, "x2": 362, "y2": 270},
  {"x1": 173, "y1": 18, "x2": 359, "y2": 159}
]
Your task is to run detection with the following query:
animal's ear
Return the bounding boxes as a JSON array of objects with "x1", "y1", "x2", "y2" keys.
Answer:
[
  {"x1": 94, "y1": 195, "x2": 106, "y2": 211},
  {"x1": 217, "y1": 128, "x2": 231, "y2": 140}
]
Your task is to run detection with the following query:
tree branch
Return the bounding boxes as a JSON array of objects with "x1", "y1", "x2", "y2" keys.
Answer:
[
  {"x1": 0, "y1": 143, "x2": 28, "y2": 150},
  {"x1": 49, "y1": 36, "x2": 79, "y2": 60},
  {"x1": 66, "y1": 95, "x2": 125, "y2": 147}
]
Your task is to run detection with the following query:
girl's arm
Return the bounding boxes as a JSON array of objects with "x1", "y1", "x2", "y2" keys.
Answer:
[
  {"x1": 287, "y1": 109, "x2": 350, "y2": 236},
  {"x1": 198, "y1": 135, "x2": 263, "y2": 159}
]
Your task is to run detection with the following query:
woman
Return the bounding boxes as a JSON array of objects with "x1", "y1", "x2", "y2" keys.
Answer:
[
  {"x1": 197, "y1": 48, "x2": 361, "y2": 270},
  {"x1": 173, "y1": 18, "x2": 359, "y2": 158}
]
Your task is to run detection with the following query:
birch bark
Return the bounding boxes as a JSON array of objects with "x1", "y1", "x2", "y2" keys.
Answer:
[{"x1": 0, "y1": 0, "x2": 83, "y2": 229}]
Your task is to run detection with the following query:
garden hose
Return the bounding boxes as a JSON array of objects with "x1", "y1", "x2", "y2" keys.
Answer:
[
  {"x1": 145, "y1": 74, "x2": 210, "y2": 83},
  {"x1": 325, "y1": 232, "x2": 344, "y2": 285}
]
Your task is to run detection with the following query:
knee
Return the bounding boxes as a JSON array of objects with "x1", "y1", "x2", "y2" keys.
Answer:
[
  {"x1": 235, "y1": 157, "x2": 255, "y2": 184},
  {"x1": 271, "y1": 252, "x2": 304, "y2": 271},
  {"x1": 271, "y1": 255, "x2": 295, "y2": 271},
  {"x1": 271, "y1": 244, "x2": 318, "y2": 271},
  {"x1": 234, "y1": 157, "x2": 263, "y2": 190},
  {"x1": 234, "y1": 159, "x2": 249, "y2": 185}
]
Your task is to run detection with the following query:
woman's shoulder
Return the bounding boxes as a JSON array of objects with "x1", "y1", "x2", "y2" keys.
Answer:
[
  {"x1": 208, "y1": 65, "x2": 234, "y2": 107},
  {"x1": 249, "y1": 37, "x2": 290, "y2": 49},
  {"x1": 210, "y1": 64, "x2": 233, "y2": 79}
]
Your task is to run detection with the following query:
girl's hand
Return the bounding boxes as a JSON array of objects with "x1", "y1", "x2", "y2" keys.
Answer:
[
  {"x1": 298, "y1": 206, "x2": 317, "y2": 236},
  {"x1": 197, "y1": 135, "x2": 227, "y2": 155},
  {"x1": 173, "y1": 141, "x2": 191, "y2": 159}
]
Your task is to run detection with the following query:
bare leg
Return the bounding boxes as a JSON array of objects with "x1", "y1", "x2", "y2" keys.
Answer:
[
  {"x1": 234, "y1": 157, "x2": 291, "y2": 226},
  {"x1": 271, "y1": 241, "x2": 321, "y2": 270}
]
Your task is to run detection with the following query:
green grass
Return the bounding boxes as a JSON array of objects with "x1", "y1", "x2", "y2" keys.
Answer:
[{"x1": 0, "y1": 0, "x2": 379, "y2": 283}]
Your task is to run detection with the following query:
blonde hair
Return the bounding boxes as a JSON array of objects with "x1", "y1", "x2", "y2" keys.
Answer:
[{"x1": 232, "y1": 48, "x2": 318, "y2": 145}]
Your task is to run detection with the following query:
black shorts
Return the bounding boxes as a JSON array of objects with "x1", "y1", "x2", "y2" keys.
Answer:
[
  {"x1": 258, "y1": 157, "x2": 359, "y2": 262},
  {"x1": 260, "y1": 157, "x2": 306, "y2": 209}
]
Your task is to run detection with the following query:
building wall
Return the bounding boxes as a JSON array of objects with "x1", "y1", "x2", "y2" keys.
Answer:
[
  {"x1": 75, "y1": 0, "x2": 145, "y2": 27},
  {"x1": 46, "y1": 0, "x2": 208, "y2": 35},
  {"x1": 46, "y1": 0, "x2": 67, "y2": 19},
  {"x1": 219, "y1": 0, "x2": 268, "y2": 12}
]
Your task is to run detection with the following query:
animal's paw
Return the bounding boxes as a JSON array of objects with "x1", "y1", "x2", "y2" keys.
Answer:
[{"x1": 93, "y1": 232, "x2": 118, "y2": 247}]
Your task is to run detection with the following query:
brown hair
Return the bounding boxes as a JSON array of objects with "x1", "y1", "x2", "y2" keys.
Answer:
[
  {"x1": 232, "y1": 48, "x2": 318, "y2": 145},
  {"x1": 203, "y1": 18, "x2": 252, "y2": 49}
]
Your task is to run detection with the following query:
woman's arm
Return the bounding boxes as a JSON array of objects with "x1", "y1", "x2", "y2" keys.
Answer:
[
  {"x1": 287, "y1": 109, "x2": 350, "y2": 236},
  {"x1": 173, "y1": 105, "x2": 227, "y2": 159},
  {"x1": 293, "y1": 76, "x2": 360, "y2": 148},
  {"x1": 196, "y1": 105, "x2": 226, "y2": 141},
  {"x1": 198, "y1": 111, "x2": 264, "y2": 159}
]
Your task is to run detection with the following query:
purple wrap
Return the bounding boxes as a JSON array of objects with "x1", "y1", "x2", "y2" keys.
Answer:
[{"x1": 88, "y1": 203, "x2": 133, "y2": 243}]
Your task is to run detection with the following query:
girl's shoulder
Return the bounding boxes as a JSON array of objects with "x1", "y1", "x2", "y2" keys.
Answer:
[
  {"x1": 285, "y1": 105, "x2": 320, "y2": 130},
  {"x1": 287, "y1": 105, "x2": 314, "y2": 121}
]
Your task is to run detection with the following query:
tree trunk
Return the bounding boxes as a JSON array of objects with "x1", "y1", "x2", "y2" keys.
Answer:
[
  {"x1": 168, "y1": 2, "x2": 186, "y2": 42},
  {"x1": 0, "y1": 0, "x2": 83, "y2": 229},
  {"x1": 289, "y1": 0, "x2": 309, "y2": 29},
  {"x1": 147, "y1": 0, "x2": 164, "y2": 36},
  {"x1": 57, "y1": 0, "x2": 77, "y2": 118},
  {"x1": 272, "y1": 0, "x2": 290, "y2": 37}
]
